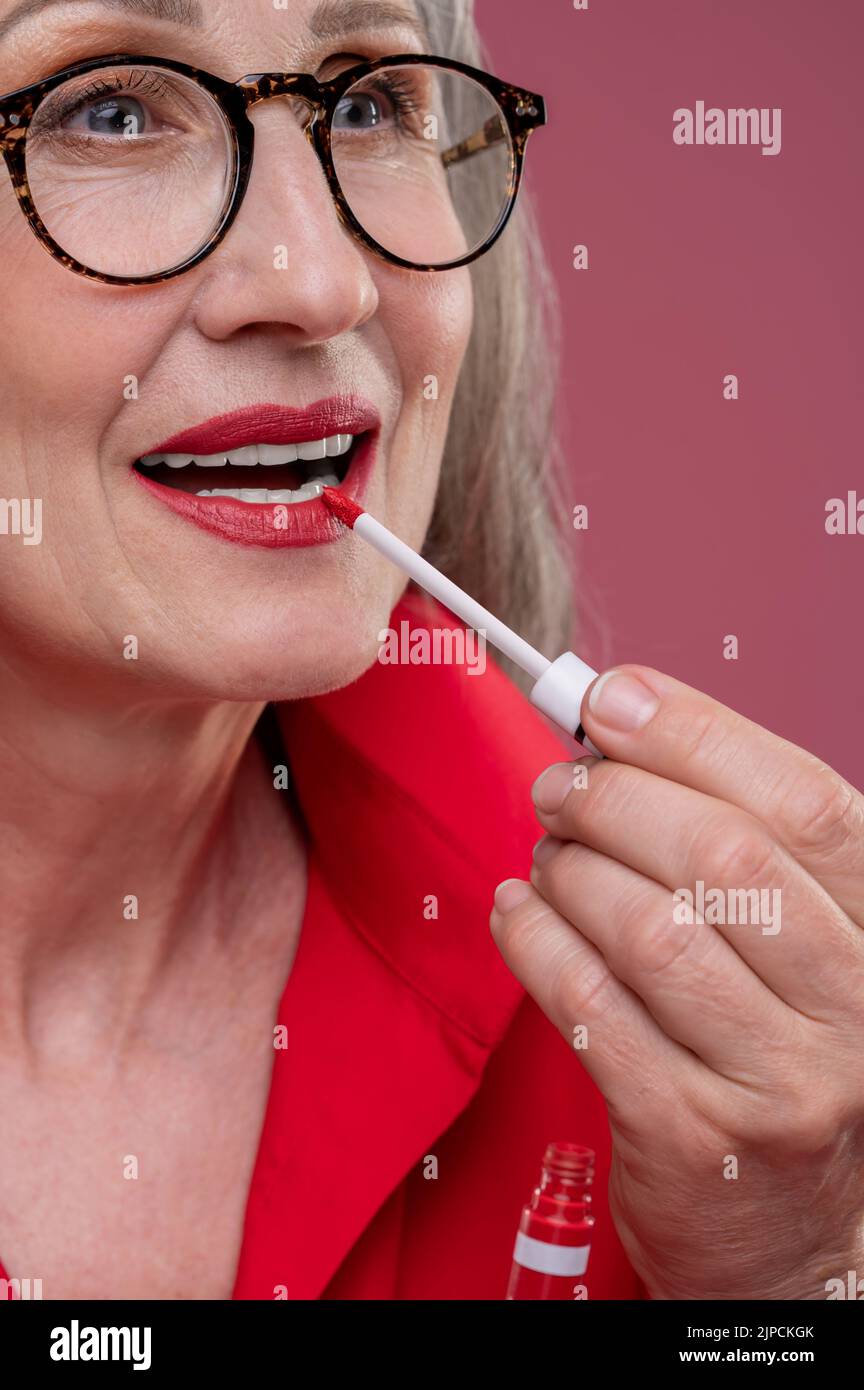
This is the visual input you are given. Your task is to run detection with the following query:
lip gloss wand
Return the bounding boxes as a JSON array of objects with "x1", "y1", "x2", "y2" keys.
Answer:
[{"x1": 321, "y1": 488, "x2": 603, "y2": 757}]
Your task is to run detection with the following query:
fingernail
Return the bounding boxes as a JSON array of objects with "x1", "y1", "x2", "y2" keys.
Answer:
[
  {"x1": 532, "y1": 763, "x2": 576, "y2": 814},
  {"x1": 532, "y1": 835, "x2": 560, "y2": 867},
  {"x1": 589, "y1": 670, "x2": 660, "y2": 731},
  {"x1": 493, "y1": 878, "x2": 532, "y2": 913}
]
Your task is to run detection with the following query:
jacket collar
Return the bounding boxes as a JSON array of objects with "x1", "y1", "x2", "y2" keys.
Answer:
[{"x1": 233, "y1": 593, "x2": 568, "y2": 1298}]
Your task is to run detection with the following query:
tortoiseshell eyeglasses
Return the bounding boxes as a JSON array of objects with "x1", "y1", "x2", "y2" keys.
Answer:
[{"x1": 0, "y1": 51, "x2": 546, "y2": 286}]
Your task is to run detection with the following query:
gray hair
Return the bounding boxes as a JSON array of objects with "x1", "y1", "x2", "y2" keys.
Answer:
[{"x1": 416, "y1": 0, "x2": 575, "y2": 685}]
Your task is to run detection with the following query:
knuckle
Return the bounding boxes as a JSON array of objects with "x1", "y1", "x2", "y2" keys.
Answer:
[
  {"x1": 617, "y1": 889, "x2": 696, "y2": 979},
  {"x1": 784, "y1": 765, "x2": 862, "y2": 859},
  {"x1": 670, "y1": 704, "x2": 730, "y2": 768},
  {"x1": 694, "y1": 815, "x2": 777, "y2": 889},
  {"x1": 554, "y1": 951, "x2": 618, "y2": 1026}
]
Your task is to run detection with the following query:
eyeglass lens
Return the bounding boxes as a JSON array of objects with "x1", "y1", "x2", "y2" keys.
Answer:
[{"x1": 23, "y1": 62, "x2": 515, "y2": 279}]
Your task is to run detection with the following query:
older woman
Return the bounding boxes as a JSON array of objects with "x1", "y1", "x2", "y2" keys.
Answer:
[{"x1": 0, "y1": 0, "x2": 861, "y2": 1301}]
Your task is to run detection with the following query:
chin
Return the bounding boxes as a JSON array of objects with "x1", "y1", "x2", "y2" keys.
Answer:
[{"x1": 146, "y1": 587, "x2": 397, "y2": 705}]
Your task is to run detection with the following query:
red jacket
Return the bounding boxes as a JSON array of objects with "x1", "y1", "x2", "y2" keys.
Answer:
[{"x1": 2, "y1": 593, "x2": 640, "y2": 1301}]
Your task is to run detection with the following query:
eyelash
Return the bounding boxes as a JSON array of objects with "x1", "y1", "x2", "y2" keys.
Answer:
[
  {"x1": 49, "y1": 68, "x2": 172, "y2": 129},
  {"x1": 46, "y1": 64, "x2": 422, "y2": 127},
  {"x1": 367, "y1": 71, "x2": 421, "y2": 119}
]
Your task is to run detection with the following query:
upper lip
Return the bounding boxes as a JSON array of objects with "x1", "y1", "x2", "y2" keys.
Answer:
[{"x1": 138, "y1": 397, "x2": 381, "y2": 460}]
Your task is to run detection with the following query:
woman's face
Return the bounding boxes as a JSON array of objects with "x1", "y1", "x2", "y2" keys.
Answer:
[{"x1": 0, "y1": 0, "x2": 473, "y2": 703}]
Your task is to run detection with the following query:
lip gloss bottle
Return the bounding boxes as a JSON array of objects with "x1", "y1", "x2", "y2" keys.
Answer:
[{"x1": 506, "y1": 1142, "x2": 595, "y2": 1300}]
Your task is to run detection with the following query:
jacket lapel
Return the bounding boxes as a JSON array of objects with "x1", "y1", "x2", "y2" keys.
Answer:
[{"x1": 233, "y1": 594, "x2": 569, "y2": 1299}]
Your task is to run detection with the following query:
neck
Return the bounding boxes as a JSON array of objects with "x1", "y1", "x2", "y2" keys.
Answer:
[{"x1": 0, "y1": 660, "x2": 305, "y2": 1064}]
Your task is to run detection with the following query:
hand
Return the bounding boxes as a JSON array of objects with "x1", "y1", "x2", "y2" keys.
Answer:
[{"x1": 490, "y1": 665, "x2": 864, "y2": 1300}]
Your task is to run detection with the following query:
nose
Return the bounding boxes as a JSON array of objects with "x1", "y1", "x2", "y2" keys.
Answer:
[{"x1": 192, "y1": 98, "x2": 379, "y2": 345}]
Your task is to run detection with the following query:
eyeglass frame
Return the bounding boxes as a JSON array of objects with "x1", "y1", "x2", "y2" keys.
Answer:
[{"x1": 0, "y1": 51, "x2": 546, "y2": 286}]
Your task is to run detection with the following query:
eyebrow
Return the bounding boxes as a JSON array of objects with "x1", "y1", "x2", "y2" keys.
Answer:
[
  {"x1": 0, "y1": 0, "x2": 428, "y2": 45},
  {"x1": 309, "y1": 1, "x2": 427, "y2": 45},
  {"x1": 0, "y1": 0, "x2": 201, "y2": 43}
]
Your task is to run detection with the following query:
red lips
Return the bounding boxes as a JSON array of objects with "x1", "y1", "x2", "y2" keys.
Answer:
[{"x1": 133, "y1": 397, "x2": 379, "y2": 549}]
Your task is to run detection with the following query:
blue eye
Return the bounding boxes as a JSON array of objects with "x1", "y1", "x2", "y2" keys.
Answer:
[
  {"x1": 70, "y1": 95, "x2": 148, "y2": 135},
  {"x1": 333, "y1": 92, "x2": 387, "y2": 130},
  {"x1": 332, "y1": 73, "x2": 420, "y2": 135}
]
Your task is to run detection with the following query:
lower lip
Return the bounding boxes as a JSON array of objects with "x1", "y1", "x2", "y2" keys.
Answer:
[{"x1": 132, "y1": 433, "x2": 375, "y2": 549}]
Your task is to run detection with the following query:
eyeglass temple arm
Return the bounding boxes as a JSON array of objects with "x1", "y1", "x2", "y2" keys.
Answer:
[{"x1": 441, "y1": 114, "x2": 510, "y2": 168}]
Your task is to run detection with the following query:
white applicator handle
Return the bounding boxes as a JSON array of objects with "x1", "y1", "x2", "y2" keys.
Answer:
[
  {"x1": 355, "y1": 513, "x2": 550, "y2": 679},
  {"x1": 529, "y1": 653, "x2": 603, "y2": 757},
  {"x1": 353, "y1": 511, "x2": 603, "y2": 757}
]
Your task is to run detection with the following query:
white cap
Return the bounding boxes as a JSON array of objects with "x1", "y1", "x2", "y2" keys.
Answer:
[{"x1": 529, "y1": 651, "x2": 604, "y2": 757}]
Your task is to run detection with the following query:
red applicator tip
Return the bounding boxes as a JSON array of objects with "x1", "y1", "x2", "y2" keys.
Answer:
[{"x1": 321, "y1": 487, "x2": 364, "y2": 529}]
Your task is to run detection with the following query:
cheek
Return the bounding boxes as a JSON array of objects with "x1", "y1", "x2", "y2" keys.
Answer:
[
  {"x1": 0, "y1": 178, "x2": 186, "y2": 454},
  {"x1": 377, "y1": 267, "x2": 473, "y2": 549},
  {"x1": 383, "y1": 266, "x2": 474, "y2": 394}
]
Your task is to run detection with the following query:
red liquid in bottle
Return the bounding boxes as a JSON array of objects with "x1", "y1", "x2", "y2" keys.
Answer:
[{"x1": 506, "y1": 1142, "x2": 595, "y2": 1300}]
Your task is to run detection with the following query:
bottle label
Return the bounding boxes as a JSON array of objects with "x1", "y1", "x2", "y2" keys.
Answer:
[{"x1": 512, "y1": 1233, "x2": 591, "y2": 1277}]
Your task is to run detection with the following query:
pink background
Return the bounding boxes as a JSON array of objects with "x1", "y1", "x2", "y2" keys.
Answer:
[{"x1": 476, "y1": 0, "x2": 862, "y2": 788}]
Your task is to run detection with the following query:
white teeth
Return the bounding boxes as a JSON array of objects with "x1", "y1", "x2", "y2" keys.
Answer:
[
  {"x1": 278, "y1": 483, "x2": 325, "y2": 502},
  {"x1": 139, "y1": 434, "x2": 354, "y2": 469},
  {"x1": 195, "y1": 482, "x2": 326, "y2": 504},
  {"x1": 258, "y1": 443, "x2": 298, "y2": 466},
  {"x1": 297, "y1": 438, "x2": 328, "y2": 462},
  {"x1": 228, "y1": 446, "x2": 259, "y2": 467},
  {"x1": 326, "y1": 434, "x2": 353, "y2": 457}
]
